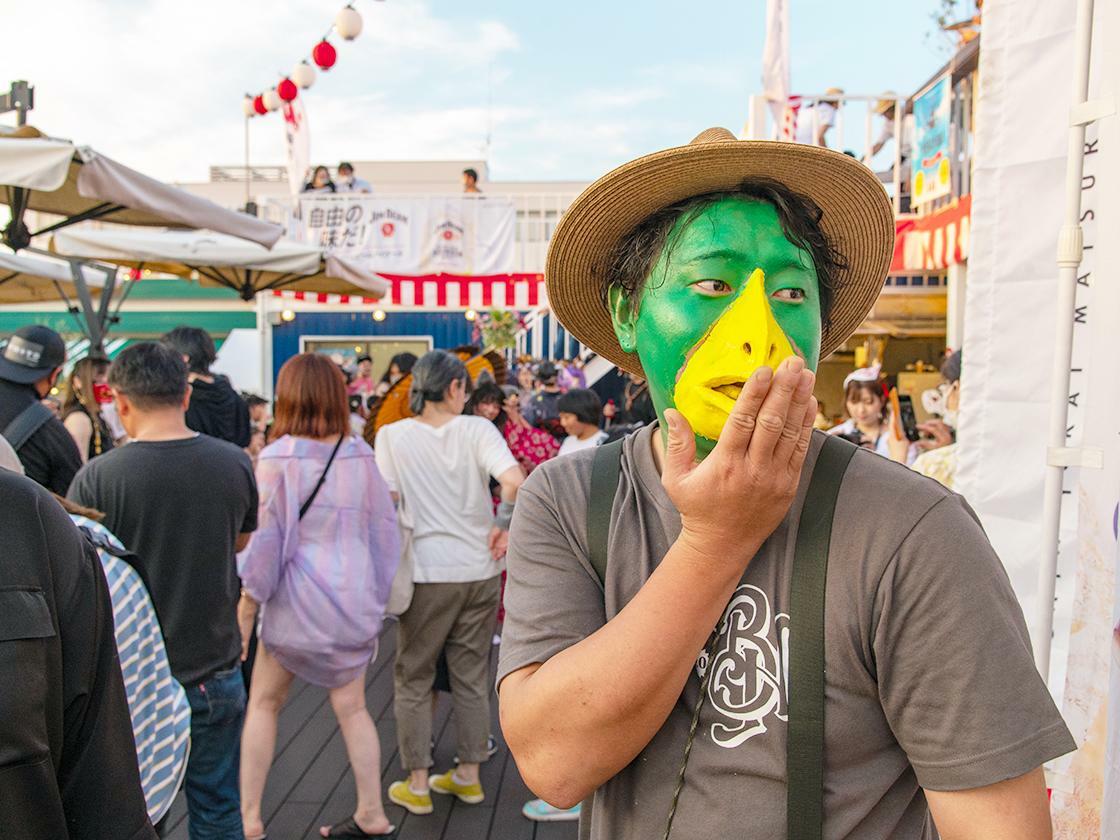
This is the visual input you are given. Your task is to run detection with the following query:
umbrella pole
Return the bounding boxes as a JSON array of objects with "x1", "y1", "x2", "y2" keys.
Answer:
[{"x1": 66, "y1": 259, "x2": 111, "y2": 354}]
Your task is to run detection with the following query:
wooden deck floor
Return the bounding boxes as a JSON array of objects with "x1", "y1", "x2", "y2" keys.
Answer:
[{"x1": 161, "y1": 624, "x2": 577, "y2": 840}]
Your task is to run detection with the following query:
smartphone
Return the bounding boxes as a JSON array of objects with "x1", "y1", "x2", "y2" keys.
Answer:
[{"x1": 890, "y1": 389, "x2": 921, "y2": 443}]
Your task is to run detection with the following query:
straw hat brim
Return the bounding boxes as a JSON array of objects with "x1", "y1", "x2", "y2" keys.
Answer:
[{"x1": 545, "y1": 136, "x2": 895, "y2": 377}]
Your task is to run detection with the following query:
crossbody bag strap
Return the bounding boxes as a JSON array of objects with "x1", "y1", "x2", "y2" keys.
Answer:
[
  {"x1": 299, "y1": 434, "x2": 345, "y2": 521},
  {"x1": 2, "y1": 400, "x2": 54, "y2": 451},
  {"x1": 786, "y1": 434, "x2": 857, "y2": 840},
  {"x1": 586, "y1": 437, "x2": 624, "y2": 586},
  {"x1": 579, "y1": 436, "x2": 624, "y2": 839}
]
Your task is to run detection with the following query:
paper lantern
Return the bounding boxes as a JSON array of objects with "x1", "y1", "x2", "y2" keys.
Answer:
[
  {"x1": 292, "y1": 60, "x2": 317, "y2": 89},
  {"x1": 312, "y1": 40, "x2": 337, "y2": 70},
  {"x1": 335, "y1": 5, "x2": 363, "y2": 40},
  {"x1": 277, "y1": 78, "x2": 298, "y2": 102},
  {"x1": 253, "y1": 95, "x2": 267, "y2": 115},
  {"x1": 242, "y1": 95, "x2": 256, "y2": 117},
  {"x1": 263, "y1": 88, "x2": 282, "y2": 111}
]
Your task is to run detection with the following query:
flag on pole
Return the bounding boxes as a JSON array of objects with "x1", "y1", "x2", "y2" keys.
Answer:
[
  {"x1": 283, "y1": 97, "x2": 310, "y2": 196},
  {"x1": 761, "y1": 0, "x2": 791, "y2": 139}
]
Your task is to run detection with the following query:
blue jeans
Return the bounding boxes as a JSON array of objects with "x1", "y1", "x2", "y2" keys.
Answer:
[{"x1": 184, "y1": 663, "x2": 247, "y2": 840}]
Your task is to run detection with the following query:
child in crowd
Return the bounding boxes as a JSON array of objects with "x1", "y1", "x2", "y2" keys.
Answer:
[{"x1": 557, "y1": 389, "x2": 607, "y2": 456}]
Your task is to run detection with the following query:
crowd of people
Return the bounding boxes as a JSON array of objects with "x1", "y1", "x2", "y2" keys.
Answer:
[
  {"x1": 299, "y1": 164, "x2": 485, "y2": 196},
  {"x1": 0, "y1": 320, "x2": 665, "y2": 838}
]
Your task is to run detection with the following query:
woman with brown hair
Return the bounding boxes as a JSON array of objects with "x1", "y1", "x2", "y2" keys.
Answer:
[
  {"x1": 62, "y1": 355, "x2": 115, "y2": 461},
  {"x1": 237, "y1": 353, "x2": 399, "y2": 839}
]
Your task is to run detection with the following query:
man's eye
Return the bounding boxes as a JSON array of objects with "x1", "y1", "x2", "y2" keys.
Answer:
[
  {"x1": 694, "y1": 279, "x2": 733, "y2": 295},
  {"x1": 772, "y1": 288, "x2": 806, "y2": 302}
]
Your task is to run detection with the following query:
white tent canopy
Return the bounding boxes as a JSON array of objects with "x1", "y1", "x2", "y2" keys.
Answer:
[
  {"x1": 0, "y1": 248, "x2": 108, "y2": 304},
  {"x1": 0, "y1": 127, "x2": 283, "y2": 250},
  {"x1": 53, "y1": 227, "x2": 390, "y2": 301}
]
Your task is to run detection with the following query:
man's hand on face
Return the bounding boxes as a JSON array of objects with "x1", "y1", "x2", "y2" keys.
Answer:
[{"x1": 661, "y1": 356, "x2": 816, "y2": 567}]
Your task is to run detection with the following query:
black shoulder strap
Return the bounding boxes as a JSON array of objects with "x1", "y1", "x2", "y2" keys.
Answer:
[
  {"x1": 586, "y1": 437, "x2": 624, "y2": 585},
  {"x1": 2, "y1": 400, "x2": 54, "y2": 451},
  {"x1": 786, "y1": 434, "x2": 857, "y2": 840},
  {"x1": 299, "y1": 435, "x2": 345, "y2": 521}
]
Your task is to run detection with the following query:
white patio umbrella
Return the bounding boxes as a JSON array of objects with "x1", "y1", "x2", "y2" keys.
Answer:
[
  {"x1": 0, "y1": 125, "x2": 283, "y2": 251},
  {"x1": 52, "y1": 227, "x2": 390, "y2": 301}
]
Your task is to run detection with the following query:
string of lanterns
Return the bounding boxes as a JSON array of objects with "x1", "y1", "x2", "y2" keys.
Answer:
[{"x1": 242, "y1": 3, "x2": 370, "y2": 118}]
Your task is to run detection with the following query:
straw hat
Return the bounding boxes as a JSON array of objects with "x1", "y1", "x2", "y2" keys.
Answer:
[{"x1": 545, "y1": 127, "x2": 895, "y2": 376}]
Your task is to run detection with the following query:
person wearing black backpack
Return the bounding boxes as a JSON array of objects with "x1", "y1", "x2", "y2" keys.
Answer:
[
  {"x1": 0, "y1": 325, "x2": 82, "y2": 494},
  {"x1": 498, "y1": 130, "x2": 1073, "y2": 840}
]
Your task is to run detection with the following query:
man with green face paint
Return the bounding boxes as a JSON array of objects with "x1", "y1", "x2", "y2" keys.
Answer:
[{"x1": 497, "y1": 129, "x2": 1073, "y2": 840}]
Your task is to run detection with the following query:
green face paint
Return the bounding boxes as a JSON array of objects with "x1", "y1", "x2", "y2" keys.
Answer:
[{"x1": 610, "y1": 197, "x2": 823, "y2": 458}]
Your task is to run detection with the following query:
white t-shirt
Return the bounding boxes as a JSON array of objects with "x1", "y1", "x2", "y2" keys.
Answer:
[
  {"x1": 558, "y1": 429, "x2": 608, "y2": 457},
  {"x1": 794, "y1": 101, "x2": 836, "y2": 146},
  {"x1": 375, "y1": 416, "x2": 518, "y2": 583}
]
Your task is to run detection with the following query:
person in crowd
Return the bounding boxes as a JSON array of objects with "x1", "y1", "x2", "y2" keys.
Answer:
[
  {"x1": 0, "y1": 324, "x2": 82, "y2": 494},
  {"x1": 247, "y1": 427, "x2": 267, "y2": 466},
  {"x1": 374, "y1": 352, "x2": 418, "y2": 399},
  {"x1": 0, "y1": 468, "x2": 157, "y2": 840},
  {"x1": 498, "y1": 128, "x2": 1072, "y2": 839},
  {"x1": 514, "y1": 363, "x2": 536, "y2": 410},
  {"x1": 794, "y1": 87, "x2": 843, "y2": 146},
  {"x1": 62, "y1": 355, "x2": 115, "y2": 462},
  {"x1": 600, "y1": 371, "x2": 656, "y2": 430},
  {"x1": 349, "y1": 354, "x2": 377, "y2": 402},
  {"x1": 500, "y1": 384, "x2": 560, "y2": 475},
  {"x1": 59, "y1": 496, "x2": 192, "y2": 831},
  {"x1": 828, "y1": 366, "x2": 892, "y2": 455},
  {"x1": 462, "y1": 167, "x2": 482, "y2": 194},
  {"x1": 244, "y1": 393, "x2": 270, "y2": 433},
  {"x1": 375, "y1": 351, "x2": 524, "y2": 816},
  {"x1": 302, "y1": 165, "x2": 337, "y2": 194},
  {"x1": 237, "y1": 353, "x2": 398, "y2": 840},
  {"x1": 909, "y1": 349, "x2": 962, "y2": 489},
  {"x1": 68, "y1": 342, "x2": 258, "y2": 840},
  {"x1": 523, "y1": 361, "x2": 565, "y2": 439},
  {"x1": 336, "y1": 161, "x2": 372, "y2": 193},
  {"x1": 557, "y1": 389, "x2": 608, "y2": 456},
  {"x1": 163, "y1": 326, "x2": 252, "y2": 448}
]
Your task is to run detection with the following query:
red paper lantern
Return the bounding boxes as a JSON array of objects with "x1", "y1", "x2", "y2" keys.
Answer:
[
  {"x1": 277, "y1": 78, "x2": 298, "y2": 102},
  {"x1": 312, "y1": 40, "x2": 337, "y2": 70},
  {"x1": 252, "y1": 95, "x2": 268, "y2": 115}
]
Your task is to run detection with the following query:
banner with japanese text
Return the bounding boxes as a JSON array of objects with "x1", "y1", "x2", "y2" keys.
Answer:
[{"x1": 292, "y1": 195, "x2": 515, "y2": 275}]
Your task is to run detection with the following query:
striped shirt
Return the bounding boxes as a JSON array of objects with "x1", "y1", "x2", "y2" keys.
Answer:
[{"x1": 71, "y1": 516, "x2": 191, "y2": 824}]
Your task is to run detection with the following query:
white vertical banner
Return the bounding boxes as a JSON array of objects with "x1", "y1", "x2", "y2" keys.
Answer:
[
  {"x1": 957, "y1": 0, "x2": 1079, "y2": 680},
  {"x1": 283, "y1": 97, "x2": 310, "y2": 197},
  {"x1": 1050, "y1": 0, "x2": 1120, "y2": 832},
  {"x1": 761, "y1": 0, "x2": 790, "y2": 137}
]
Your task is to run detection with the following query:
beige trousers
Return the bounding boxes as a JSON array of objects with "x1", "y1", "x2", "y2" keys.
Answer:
[{"x1": 393, "y1": 575, "x2": 500, "y2": 770}]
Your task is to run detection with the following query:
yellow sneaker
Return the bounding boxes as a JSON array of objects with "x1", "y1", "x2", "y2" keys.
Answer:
[
  {"x1": 388, "y1": 780, "x2": 433, "y2": 815},
  {"x1": 430, "y1": 770, "x2": 485, "y2": 804}
]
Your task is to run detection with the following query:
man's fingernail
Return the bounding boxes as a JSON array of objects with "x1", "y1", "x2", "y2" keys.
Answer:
[
  {"x1": 787, "y1": 357, "x2": 805, "y2": 373},
  {"x1": 754, "y1": 366, "x2": 773, "y2": 384}
]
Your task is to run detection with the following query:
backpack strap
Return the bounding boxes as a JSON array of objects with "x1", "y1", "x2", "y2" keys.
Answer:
[
  {"x1": 786, "y1": 434, "x2": 857, "y2": 840},
  {"x1": 586, "y1": 437, "x2": 624, "y2": 585},
  {"x1": 2, "y1": 400, "x2": 54, "y2": 451}
]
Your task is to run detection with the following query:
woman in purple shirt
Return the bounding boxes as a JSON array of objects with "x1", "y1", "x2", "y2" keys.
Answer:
[{"x1": 237, "y1": 353, "x2": 399, "y2": 839}]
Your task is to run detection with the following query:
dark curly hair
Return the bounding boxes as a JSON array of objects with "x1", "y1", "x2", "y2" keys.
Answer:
[{"x1": 601, "y1": 178, "x2": 848, "y2": 329}]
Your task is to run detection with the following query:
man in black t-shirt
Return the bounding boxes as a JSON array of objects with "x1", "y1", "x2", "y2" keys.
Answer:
[
  {"x1": 0, "y1": 468, "x2": 156, "y2": 840},
  {"x1": 0, "y1": 325, "x2": 83, "y2": 494},
  {"x1": 68, "y1": 342, "x2": 258, "y2": 840}
]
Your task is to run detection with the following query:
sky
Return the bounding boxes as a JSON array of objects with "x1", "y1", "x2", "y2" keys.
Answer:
[{"x1": 2, "y1": 1, "x2": 955, "y2": 184}]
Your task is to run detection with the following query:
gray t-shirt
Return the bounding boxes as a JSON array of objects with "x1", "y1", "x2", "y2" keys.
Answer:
[{"x1": 499, "y1": 424, "x2": 1074, "y2": 840}]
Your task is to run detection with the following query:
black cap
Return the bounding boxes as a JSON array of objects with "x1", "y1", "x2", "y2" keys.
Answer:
[
  {"x1": 0, "y1": 325, "x2": 66, "y2": 385},
  {"x1": 536, "y1": 361, "x2": 558, "y2": 382}
]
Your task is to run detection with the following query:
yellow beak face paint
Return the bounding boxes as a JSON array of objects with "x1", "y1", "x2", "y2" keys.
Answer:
[{"x1": 672, "y1": 268, "x2": 796, "y2": 441}]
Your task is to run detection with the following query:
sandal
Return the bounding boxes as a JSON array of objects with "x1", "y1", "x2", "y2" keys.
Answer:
[{"x1": 319, "y1": 816, "x2": 397, "y2": 837}]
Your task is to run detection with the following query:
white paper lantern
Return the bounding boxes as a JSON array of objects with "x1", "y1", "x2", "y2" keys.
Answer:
[
  {"x1": 292, "y1": 60, "x2": 317, "y2": 89},
  {"x1": 263, "y1": 88, "x2": 282, "y2": 112},
  {"x1": 335, "y1": 4, "x2": 363, "y2": 40},
  {"x1": 242, "y1": 95, "x2": 256, "y2": 118}
]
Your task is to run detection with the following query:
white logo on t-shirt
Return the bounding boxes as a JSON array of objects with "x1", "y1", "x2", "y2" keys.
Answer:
[{"x1": 696, "y1": 584, "x2": 789, "y2": 748}]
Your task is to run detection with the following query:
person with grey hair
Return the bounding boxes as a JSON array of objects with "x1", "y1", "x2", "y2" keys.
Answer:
[{"x1": 374, "y1": 350, "x2": 525, "y2": 817}]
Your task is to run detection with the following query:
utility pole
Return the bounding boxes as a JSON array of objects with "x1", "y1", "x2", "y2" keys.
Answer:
[{"x1": 0, "y1": 80, "x2": 34, "y2": 125}]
